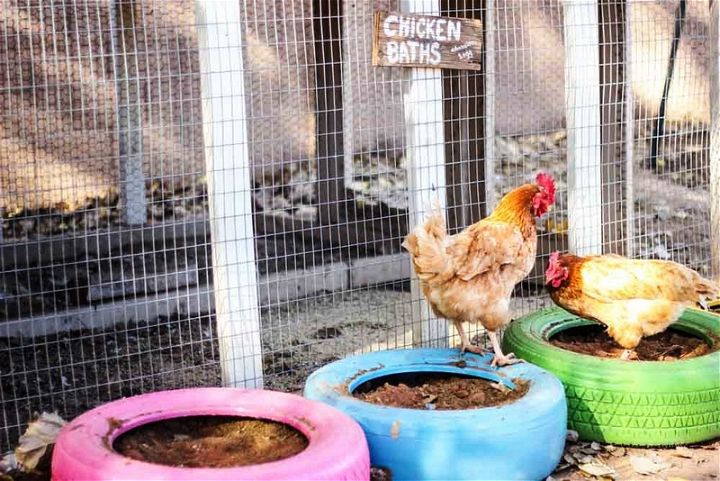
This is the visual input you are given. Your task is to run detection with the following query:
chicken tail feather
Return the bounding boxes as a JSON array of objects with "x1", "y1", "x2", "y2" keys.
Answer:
[
  {"x1": 401, "y1": 209, "x2": 450, "y2": 282},
  {"x1": 695, "y1": 276, "x2": 719, "y2": 309}
]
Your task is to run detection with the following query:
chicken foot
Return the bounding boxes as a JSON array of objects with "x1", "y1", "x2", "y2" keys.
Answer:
[
  {"x1": 455, "y1": 322, "x2": 484, "y2": 355},
  {"x1": 488, "y1": 330, "x2": 523, "y2": 367}
]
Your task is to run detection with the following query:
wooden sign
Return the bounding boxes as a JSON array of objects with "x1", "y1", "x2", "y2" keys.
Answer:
[{"x1": 372, "y1": 11, "x2": 483, "y2": 71}]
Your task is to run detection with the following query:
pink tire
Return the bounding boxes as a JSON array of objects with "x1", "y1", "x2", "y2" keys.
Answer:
[{"x1": 51, "y1": 388, "x2": 370, "y2": 480}]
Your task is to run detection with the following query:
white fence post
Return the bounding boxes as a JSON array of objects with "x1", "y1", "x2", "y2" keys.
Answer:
[
  {"x1": 195, "y1": 0, "x2": 263, "y2": 388},
  {"x1": 564, "y1": 0, "x2": 602, "y2": 256},
  {"x1": 484, "y1": 0, "x2": 497, "y2": 212},
  {"x1": 342, "y1": 1, "x2": 356, "y2": 189},
  {"x1": 402, "y1": 0, "x2": 448, "y2": 348},
  {"x1": 710, "y1": 0, "x2": 720, "y2": 278}
]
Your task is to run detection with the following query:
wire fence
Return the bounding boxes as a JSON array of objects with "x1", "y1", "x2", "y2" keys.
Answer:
[{"x1": 0, "y1": 0, "x2": 716, "y2": 449}]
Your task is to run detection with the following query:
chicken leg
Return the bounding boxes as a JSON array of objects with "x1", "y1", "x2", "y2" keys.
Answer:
[
  {"x1": 488, "y1": 330, "x2": 523, "y2": 367},
  {"x1": 454, "y1": 322, "x2": 484, "y2": 355}
]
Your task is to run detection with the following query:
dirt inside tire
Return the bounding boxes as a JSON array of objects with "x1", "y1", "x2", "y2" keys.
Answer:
[
  {"x1": 550, "y1": 324, "x2": 714, "y2": 361},
  {"x1": 353, "y1": 372, "x2": 529, "y2": 410},
  {"x1": 370, "y1": 466, "x2": 393, "y2": 481},
  {"x1": 113, "y1": 416, "x2": 308, "y2": 468}
]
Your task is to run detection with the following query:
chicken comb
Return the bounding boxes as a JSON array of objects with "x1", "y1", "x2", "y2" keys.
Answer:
[
  {"x1": 535, "y1": 172, "x2": 556, "y2": 195},
  {"x1": 546, "y1": 251, "x2": 563, "y2": 276},
  {"x1": 549, "y1": 251, "x2": 561, "y2": 264}
]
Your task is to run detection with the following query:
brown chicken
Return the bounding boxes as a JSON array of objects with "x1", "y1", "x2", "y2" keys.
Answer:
[
  {"x1": 545, "y1": 251, "x2": 719, "y2": 359},
  {"x1": 402, "y1": 173, "x2": 556, "y2": 366}
]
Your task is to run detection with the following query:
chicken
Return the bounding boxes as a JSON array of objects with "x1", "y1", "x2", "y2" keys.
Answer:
[
  {"x1": 545, "y1": 251, "x2": 719, "y2": 359},
  {"x1": 402, "y1": 172, "x2": 556, "y2": 367}
]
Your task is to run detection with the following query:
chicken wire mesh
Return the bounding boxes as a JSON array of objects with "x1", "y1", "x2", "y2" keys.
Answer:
[{"x1": 0, "y1": 0, "x2": 716, "y2": 450}]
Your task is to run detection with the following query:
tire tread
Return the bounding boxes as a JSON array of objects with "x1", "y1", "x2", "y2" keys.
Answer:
[{"x1": 503, "y1": 307, "x2": 720, "y2": 446}]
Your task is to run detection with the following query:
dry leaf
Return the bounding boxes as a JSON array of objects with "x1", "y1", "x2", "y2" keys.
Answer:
[
  {"x1": 666, "y1": 478, "x2": 691, "y2": 481},
  {"x1": 672, "y1": 446, "x2": 693, "y2": 459},
  {"x1": 563, "y1": 453, "x2": 577, "y2": 466},
  {"x1": 609, "y1": 446, "x2": 626, "y2": 457},
  {"x1": 590, "y1": 442, "x2": 602, "y2": 451},
  {"x1": 0, "y1": 452, "x2": 17, "y2": 473},
  {"x1": 15, "y1": 412, "x2": 66, "y2": 472},
  {"x1": 422, "y1": 394, "x2": 438, "y2": 404},
  {"x1": 629, "y1": 455, "x2": 669, "y2": 475},
  {"x1": 578, "y1": 462, "x2": 616, "y2": 478},
  {"x1": 566, "y1": 430, "x2": 580, "y2": 443},
  {"x1": 574, "y1": 454, "x2": 595, "y2": 464},
  {"x1": 489, "y1": 382, "x2": 509, "y2": 393}
]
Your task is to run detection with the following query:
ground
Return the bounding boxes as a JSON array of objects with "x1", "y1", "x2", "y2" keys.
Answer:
[
  {"x1": 2, "y1": 289, "x2": 718, "y2": 481},
  {"x1": 552, "y1": 436, "x2": 719, "y2": 481}
]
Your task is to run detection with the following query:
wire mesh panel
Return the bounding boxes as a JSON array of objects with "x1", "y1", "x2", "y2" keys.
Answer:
[
  {"x1": 0, "y1": 0, "x2": 715, "y2": 452},
  {"x1": 630, "y1": 0, "x2": 712, "y2": 275},
  {"x1": 0, "y1": 0, "x2": 217, "y2": 448}
]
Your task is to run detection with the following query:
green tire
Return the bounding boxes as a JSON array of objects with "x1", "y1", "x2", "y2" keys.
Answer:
[{"x1": 502, "y1": 306, "x2": 720, "y2": 446}]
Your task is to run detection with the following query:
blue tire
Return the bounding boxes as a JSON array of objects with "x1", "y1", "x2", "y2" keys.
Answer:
[{"x1": 304, "y1": 348, "x2": 567, "y2": 481}]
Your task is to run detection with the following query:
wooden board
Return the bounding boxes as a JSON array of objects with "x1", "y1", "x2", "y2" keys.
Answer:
[{"x1": 372, "y1": 10, "x2": 483, "y2": 71}]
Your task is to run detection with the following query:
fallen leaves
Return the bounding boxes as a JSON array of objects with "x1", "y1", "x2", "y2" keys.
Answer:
[
  {"x1": 629, "y1": 455, "x2": 669, "y2": 475},
  {"x1": 578, "y1": 462, "x2": 616, "y2": 478},
  {"x1": 605, "y1": 445, "x2": 626, "y2": 457},
  {"x1": 550, "y1": 428, "x2": 718, "y2": 481},
  {"x1": 671, "y1": 446, "x2": 694, "y2": 459},
  {"x1": 17, "y1": 413, "x2": 66, "y2": 472},
  {"x1": 556, "y1": 433, "x2": 615, "y2": 476},
  {"x1": 8, "y1": 412, "x2": 66, "y2": 473}
]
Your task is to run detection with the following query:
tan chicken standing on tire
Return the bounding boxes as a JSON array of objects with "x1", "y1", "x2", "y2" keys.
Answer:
[{"x1": 402, "y1": 172, "x2": 556, "y2": 367}]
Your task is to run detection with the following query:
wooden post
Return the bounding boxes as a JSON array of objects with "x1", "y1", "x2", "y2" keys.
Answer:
[
  {"x1": 442, "y1": 0, "x2": 488, "y2": 232},
  {"x1": 196, "y1": 0, "x2": 263, "y2": 388},
  {"x1": 402, "y1": 0, "x2": 448, "y2": 348},
  {"x1": 563, "y1": 0, "x2": 602, "y2": 256},
  {"x1": 111, "y1": 0, "x2": 146, "y2": 226},
  {"x1": 441, "y1": 0, "x2": 487, "y2": 349},
  {"x1": 314, "y1": 0, "x2": 349, "y2": 226},
  {"x1": 711, "y1": 0, "x2": 720, "y2": 278}
]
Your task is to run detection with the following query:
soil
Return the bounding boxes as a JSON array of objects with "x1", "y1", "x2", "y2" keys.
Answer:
[
  {"x1": 113, "y1": 416, "x2": 308, "y2": 468},
  {"x1": 370, "y1": 466, "x2": 393, "y2": 481},
  {"x1": 550, "y1": 324, "x2": 713, "y2": 361},
  {"x1": 353, "y1": 372, "x2": 529, "y2": 410}
]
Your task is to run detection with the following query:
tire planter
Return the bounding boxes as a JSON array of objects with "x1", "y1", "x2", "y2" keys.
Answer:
[
  {"x1": 709, "y1": 298, "x2": 720, "y2": 313},
  {"x1": 303, "y1": 348, "x2": 567, "y2": 481},
  {"x1": 51, "y1": 388, "x2": 370, "y2": 481},
  {"x1": 503, "y1": 306, "x2": 720, "y2": 446}
]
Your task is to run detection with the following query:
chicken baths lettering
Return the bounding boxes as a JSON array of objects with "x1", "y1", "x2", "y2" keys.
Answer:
[{"x1": 372, "y1": 11, "x2": 484, "y2": 71}]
